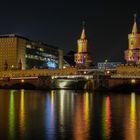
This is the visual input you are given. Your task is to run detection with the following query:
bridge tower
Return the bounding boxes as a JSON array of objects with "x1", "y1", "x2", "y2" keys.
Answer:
[
  {"x1": 74, "y1": 22, "x2": 92, "y2": 68},
  {"x1": 124, "y1": 14, "x2": 140, "y2": 65}
]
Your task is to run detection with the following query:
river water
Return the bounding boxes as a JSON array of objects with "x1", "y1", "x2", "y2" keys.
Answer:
[{"x1": 0, "y1": 89, "x2": 139, "y2": 140}]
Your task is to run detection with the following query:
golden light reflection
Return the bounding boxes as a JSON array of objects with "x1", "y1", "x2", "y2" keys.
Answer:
[
  {"x1": 102, "y1": 96, "x2": 111, "y2": 140},
  {"x1": 50, "y1": 90, "x2": 55, "y2": 128},
  {"x1": 124, "y1": 92, "x2": 136, "y2": 140},
  {"x1": 19, "y1": 89, "x2": 25, "y2": 135},
  {"x1": 84, "y1": 92, "x2": 90, "y2": 134},
  {"x1": 59, "y1": 90, "x2": 65, "y2": 132},
  {"x1": 74, "y1": 96, "x2": 84, "y2": 140},
  {"x1": 130, "y1": 92, "x2": 136, "y2": 140},
  {"x1": 51, "y1": 90, "x2": 55, "y2": 106},
  {"x1": 73, "y1": 92, "x2": 90, "y2": 140}
]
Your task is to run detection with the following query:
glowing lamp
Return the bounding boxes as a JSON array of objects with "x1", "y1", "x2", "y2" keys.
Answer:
[
  {"x1": 131, "y1": 79, "x2": 136, "y2": 84},
  {"x1": 106, "y1": 70, "x2": 110, "y2": 74},
  {"x1": 21, "y1": 79, "x2": 24, "y2": 83}
]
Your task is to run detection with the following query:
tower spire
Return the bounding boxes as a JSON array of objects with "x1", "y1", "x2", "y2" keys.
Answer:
[
  {"x1": 80, "y1": 21, "x2": 86, "y2": 39},
  {"x1": 82, "y1": 21, "x2": 85, "y2": 29},
  {"x1": 134, "y1": 13, "x2": 137, "y2": 22},
  {"x1": 132, "y1": 13, "x2": 138, "y2": 34}
]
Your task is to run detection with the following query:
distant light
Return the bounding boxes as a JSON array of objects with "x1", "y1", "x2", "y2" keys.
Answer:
[
  {"x1": 11, "y1": 65, "x2": 14, "y2": 68},
  {"x1": 106, "y1": 70, "x2": 110, "y2": 74},
  {"x1": 21, "y1": 79, "x2": 24, "y2": 83},
  {"x1": 131, "y1": 79, "x2": 136, "y2": 84},
  {"x1": 105, "y1": 59, "x2": 108, "y2": 63},
  {"x1": 26, "y1": 44, "x2": 32, "y2": 48},
  {"x1": 84, "y1": 71, "x2": 86, "y2": 74},
  {"x1": 85, "y1": 75, "x2": 89, "y2": 80}
]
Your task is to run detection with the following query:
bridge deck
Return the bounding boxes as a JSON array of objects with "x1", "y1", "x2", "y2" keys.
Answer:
[{"x1": 0, "y1": 68, "x2": 77, "y2": 78}]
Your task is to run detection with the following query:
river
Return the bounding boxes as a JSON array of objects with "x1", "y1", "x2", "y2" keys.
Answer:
[{"x1": 0, "y1": 89, "x2": 139, "y2": 140}]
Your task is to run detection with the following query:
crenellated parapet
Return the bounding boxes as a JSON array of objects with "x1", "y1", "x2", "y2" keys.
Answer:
[
  {"x1": 0, "y1": 68, "x2": 77, "y2": 78},
  {"x1": 116, "y1": 65, "x2": 140, "y2": 75}
]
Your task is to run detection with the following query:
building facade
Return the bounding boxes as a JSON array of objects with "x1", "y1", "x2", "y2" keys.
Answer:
[
  {"x1": 124, "y1": 15, "x2": 140, "y2": 65},
  {"x1": 0, "y1": 34, "x2": 64, "y2": 71},
  {"x1": 74, "y1": 24, "x2": 92, "y2": 68}
]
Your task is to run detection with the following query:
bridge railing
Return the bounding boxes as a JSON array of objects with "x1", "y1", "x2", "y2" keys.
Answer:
[
  {"x1": 111, "y1": 74, "x2": 140, "y2": 78},
  {"x1": 0, "y1": 68, "x2": 77, "y2": 78}
]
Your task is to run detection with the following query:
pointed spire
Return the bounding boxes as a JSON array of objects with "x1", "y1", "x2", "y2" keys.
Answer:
[
  {"x1": 80, "y1": 21, "x2": 86, "y2": 39},
  {"x1": 132, "y1": 14, "x2": 138, "y2": 34}
]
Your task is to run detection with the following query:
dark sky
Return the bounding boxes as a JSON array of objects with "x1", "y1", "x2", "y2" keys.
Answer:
[{"x1": 0, "y1": 0, "x2": 140, "y2": 63}]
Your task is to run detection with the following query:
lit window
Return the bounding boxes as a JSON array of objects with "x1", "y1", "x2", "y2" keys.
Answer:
[
  {"x1": 39, "y1": 48, "x2": 44, "y2": 52},
  {"x1": 26, "y1": 45, "x2": 32, "y2": 48}
]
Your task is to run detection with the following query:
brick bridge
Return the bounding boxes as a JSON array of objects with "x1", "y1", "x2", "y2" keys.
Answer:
[
  {"x1": 0, "y1": 68, "x2": 77, "y2": 89},
  {"x1": 93, "y1": 74, "x2": 140, "y2": 91}
]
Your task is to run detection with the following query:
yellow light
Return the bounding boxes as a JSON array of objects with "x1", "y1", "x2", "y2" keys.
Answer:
[
  {"x1": 129, "y1": 92, "x2": 136, "y2": 140},
  {"x1": 51, "y1": 90, "x2": 55, "y2": 105},
  {"x1": 9, "y1": 90, "x2": 15, "y2": 138},
  {"x1": 21, "y1": 79, "x2": 24, "y2": 83},
  {"x1": 20, "y1": 89, "x2": 25, "y2": 134},
  {"x1": 11, "y1": 65, "x2": 14, "y2": 68},
  {"x1": 85, "y1": 75, "x2": 89, "y2": 80},
  {"x1": 131, "y1": 79, "x2": 136, "y2": 84},
  {"x1": 106, "y1": 70, "x2": 110, "y2": 74},
  {"x1": 85, "y1": 92, "x2": 89, "y2": 126}
]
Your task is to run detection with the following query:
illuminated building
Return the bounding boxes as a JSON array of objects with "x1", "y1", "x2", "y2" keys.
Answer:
[
  {"x1": 74, "y1": 23, "x2": 92, "y2": 68},
  {"x1": 0, "y1": 34, "x2": 64, "y2": 70},
  {"x1": 124, "y1": 14, "x2": 140, "y2": 65}
]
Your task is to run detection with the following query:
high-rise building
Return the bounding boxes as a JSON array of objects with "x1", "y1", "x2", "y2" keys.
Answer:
[
  {"x1": 74, "y1": 23, "x2": 92, "y2": 68},
  {"x1": 0, "y1": 34, "x2": 64, "y2": 71},
  {"x1": 124, "y1": 14, "x2": 140, "y2": 65}
]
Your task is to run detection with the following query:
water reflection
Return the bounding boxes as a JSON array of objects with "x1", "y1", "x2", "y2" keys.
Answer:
[
  {"x1": 84, "y1": 92, "x2": 90, "y2": 138},
  {"x1": 0, "y1": 90, "x2": 140, "y2": 139},
  {"x1": 102, "y1": 96, "x2": 111, "y2": 140},
  {"x1": 131, "y1": 93, "x2": 136, "y2": 131},
  {"x1": 45, "y1": 91, "x2": 55, "y2": 140},
  {"x1": 127, "y1": 92, "x2": 136, "y2": 140},
  {"x1": 19, "y1": 89, "x2": 25, "y2": 135},
  {"x1": 59, "y1": 90, "x2": 65, "y2": 133},
  {"x1": 8, "y1": 90, "x2": 15, "y2": 139},
  {"x1": 73, "y1": 91, "x2": 91, "y2": 140}
]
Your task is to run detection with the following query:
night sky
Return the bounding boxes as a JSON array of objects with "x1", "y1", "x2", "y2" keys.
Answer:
[{"x1": 0, "y1": 0, "x2": 140, "y2": 64}]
